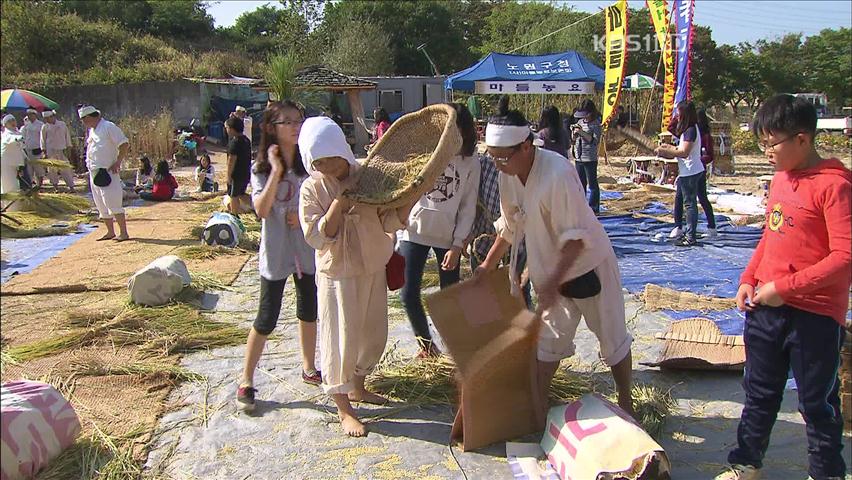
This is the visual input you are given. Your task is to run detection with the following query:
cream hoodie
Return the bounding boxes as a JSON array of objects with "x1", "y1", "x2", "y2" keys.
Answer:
[
  {"x1": 401, "y1": 154, "x2": 481, "y2": 249},
  {"x1": 298, "y1": 117, "x2": 406, "y2": 279}
]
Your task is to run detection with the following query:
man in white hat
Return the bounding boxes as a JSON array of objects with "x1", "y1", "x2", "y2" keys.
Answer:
[
  {"x1": 1, "y1": 114, "x2": 27, "y2": 194},
  {"x1": 22, "y1": 108, "x2": 46, "y2": 186},
  {"x1": 40, "y1": 110, "x2": 76, "y2": 193},
  {"x1": 79, "y1": 105, "x2": 131, "y2": 241},
  {"x1": 475, "y1": 97, "x2": 635, "y2": 416},
  {"x1": 233, "y1": 106, "x2": 252, "y2": 143}
]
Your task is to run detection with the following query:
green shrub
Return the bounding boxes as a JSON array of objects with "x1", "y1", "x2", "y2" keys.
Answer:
[{"x1": 731, "y1": 127, "x2": 760, "y2": 155}]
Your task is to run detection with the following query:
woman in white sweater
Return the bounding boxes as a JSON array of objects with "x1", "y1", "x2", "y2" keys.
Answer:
[{"x1": 399, "y1": 103, "x2": 481, "y2": 357}]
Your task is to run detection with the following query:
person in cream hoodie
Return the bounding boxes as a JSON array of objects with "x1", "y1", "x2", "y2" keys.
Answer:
[{"x1": 399, "y1": 103, "x2": 481, "y2": 358}]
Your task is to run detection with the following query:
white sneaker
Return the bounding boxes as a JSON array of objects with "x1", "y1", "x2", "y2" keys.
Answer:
[
  {"x1": 714, "y1": 464, "x2": 761, "y2": 480},
  {"x1": 705, "y1": 228, "x2": 718, "y2": 238},
  {"x1": 669, "y1": 226, "x2": 683, "y2": 239}
]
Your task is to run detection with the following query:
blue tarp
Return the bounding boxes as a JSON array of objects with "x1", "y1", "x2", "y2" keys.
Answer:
[
  {"x1": 1, "y1": 225, "x2": 97, "y2": 284},
  {"x1": 600, "y1": 214, "x2": 764, "y2": 335},
  {"x1": 445, "y1": 51, "x2": 606, "y2": 92}
]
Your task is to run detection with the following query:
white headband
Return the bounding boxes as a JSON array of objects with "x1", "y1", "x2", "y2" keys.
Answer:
[
  {"x1": 2, "y1": 114, "x2": 15, "y2": 125},
  {"x1": 485, "y1": 124, "x2": 531, "y2": 148},
  {"x1": 42, "y1": 110, "x2": 55, "y2": 118}
]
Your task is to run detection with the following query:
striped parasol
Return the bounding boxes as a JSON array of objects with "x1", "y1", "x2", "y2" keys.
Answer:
[{"x1": 1, "y1": 89, "x2": 60, "y2": 112}]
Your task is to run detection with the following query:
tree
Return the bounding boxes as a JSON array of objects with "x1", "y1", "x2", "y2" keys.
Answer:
[
  {"x1": 324, "y1": 18, "x2": 394, "y2": 76},
  {"x1": 754, "y1": 33, "x2": 805, "y2": 96},
  {"x1": 147, "y1": 0, "x2": 215, "y2": 40},
  {"x1": 234, "y1": 3, "x2": 285, "y2": 37},
  {"x1": 319, "y1": 1, "x2": 471, "y2": 75},
  {"x1": 690, "y1": 25, "x2": 727, "y2": 107},
  {"x1": 801, "y1": 28, "x2": 852, "y2": 108},
  {"x1": 56, "y1": 0, "x2": 153, "y2": 31}
]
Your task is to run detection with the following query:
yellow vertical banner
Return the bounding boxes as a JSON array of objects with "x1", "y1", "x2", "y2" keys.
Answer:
[
  {"x1": 602, "y1": 0, "x2": 628, "y2": 130},
  {"x1": 647, "y1": 0, "x2": 675, "y2": 130}
]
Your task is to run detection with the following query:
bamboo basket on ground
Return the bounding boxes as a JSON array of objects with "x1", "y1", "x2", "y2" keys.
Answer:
[{"x1": 344, "y1": 104, "x2": 462, "y2": 208}]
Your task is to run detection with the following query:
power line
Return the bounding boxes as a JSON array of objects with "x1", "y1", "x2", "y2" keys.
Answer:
[
  {"x1": 707, "y1": 2, "x2": 848, "y2": 24},
  {"x1": 508, "y1": 9, "x2": 603, "y2": 54}
]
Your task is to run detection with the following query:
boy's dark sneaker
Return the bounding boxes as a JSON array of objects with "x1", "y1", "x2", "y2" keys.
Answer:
[
  {"x1": 675, "y1": 236, "x2": 698, "y2": 247},
  {"x1": 236, "y1": 385, "x2": 256, "y2": 412},
  {"x1": 302, "y1": 370, "x2": 322, "y2": 386}
]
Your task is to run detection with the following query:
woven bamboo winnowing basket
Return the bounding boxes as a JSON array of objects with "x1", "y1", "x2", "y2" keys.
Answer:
[{"x1": 344, "y1": 104, "x2": 463, "y2": 208}]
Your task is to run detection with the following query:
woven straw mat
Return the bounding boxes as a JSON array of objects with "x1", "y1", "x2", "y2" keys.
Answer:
[{"x1": 344, "y1": 104, "x2": 463, "y2": 208}]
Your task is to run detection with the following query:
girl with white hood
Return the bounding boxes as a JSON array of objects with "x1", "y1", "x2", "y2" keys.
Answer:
[
  {"x1": 298, "y1": 116, "x2": 415, "y2": 437},
  {"x1": 400, "y1": 103, "x2": 480, "y2": 357}
]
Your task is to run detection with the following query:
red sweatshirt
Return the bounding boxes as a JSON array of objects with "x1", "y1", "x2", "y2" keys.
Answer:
[
  {"x1": 741, "y1": 158, "x2": 852, "y2": 325},
  {"x1": 150, "y1": 174, "x2": 179, "y2": 201}
]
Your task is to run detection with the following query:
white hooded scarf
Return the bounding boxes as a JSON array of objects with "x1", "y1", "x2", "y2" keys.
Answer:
[{"x1": 297, "y1": 116, "x2": 358, "y2": 178}]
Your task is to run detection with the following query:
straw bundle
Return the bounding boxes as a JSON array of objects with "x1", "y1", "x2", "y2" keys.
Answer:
[
  {"x1": 68, "y1": 357, "x2": 203, "y2": 383},
  {"x1": 366, "y1": 345, "x2": 595, "y2": 406},
  {"x1": 642, "y1": 284, "x2": 735, "y2": 312},
  {"x1": 615, "y1": 126, "x2": 658, "y2": 154},
  {"x1": 117, "y1": 109, "x2": 174, "y2": 161},
  {"x1": 29, "y1": 158, "x2": 74, "y2": 170},
  {"x1": 344, "y1": 104, "x2": 463, "y2": 208}
]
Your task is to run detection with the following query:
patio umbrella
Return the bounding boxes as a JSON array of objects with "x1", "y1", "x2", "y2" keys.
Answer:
[
  {"x1": 0, "y1": 89, "x2": 60, "y2": 112},
  {"x1": 622, "y1": 73, "x2": 661, "y2": 91}
]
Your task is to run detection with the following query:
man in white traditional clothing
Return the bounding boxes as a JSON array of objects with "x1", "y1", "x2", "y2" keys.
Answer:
[
  {"x1": 22, "y1": 108, "x2": 45, "y2": 186},
  {"x1": 1, "y1": 114, "x2": 27, "y2": 194},
  {"x1": 40, "y1": 110, "x2": 76, "y2": 192},
  {"x1": 79, "y1": 105, "x2": 131, "y2": 242},
  {"x1": 475, "y1": 96, "x2": 635, "y2": 415}
]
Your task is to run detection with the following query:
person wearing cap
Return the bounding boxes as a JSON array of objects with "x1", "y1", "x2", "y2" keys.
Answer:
[
  {"x1": 570, "y1": 99, "x2": 603, "y2": 214},
  {"x1": 474, "y1": 96, "x2": 634, "y2": 416},
  {"x1": 298, "y1": 116, "x2": 416, "y2": 437},
  {"x1": 233, "y1": 106, "x2": 253, "y2": 143},
  {"x1": 40, "y1": 110, "x2": 76, "y2": 193},
  {"x1": 1, "y1": 115, "x2": 27, "y2": 194},
  {"x1": 22, "y1": 109, "x2": 46, "y2": 187},
  {"x1": 79, "y1": 105, "x2": 131, "y2": 241}
]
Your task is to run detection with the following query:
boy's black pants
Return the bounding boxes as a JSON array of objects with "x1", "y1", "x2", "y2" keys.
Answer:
[{"x1": 728, "y1": 305, "x2": 846, "y2": 479}]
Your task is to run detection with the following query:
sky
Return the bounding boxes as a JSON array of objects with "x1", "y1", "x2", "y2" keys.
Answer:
[{"x1": 207, "y1": 0, "x2": 852, "y2": 46}]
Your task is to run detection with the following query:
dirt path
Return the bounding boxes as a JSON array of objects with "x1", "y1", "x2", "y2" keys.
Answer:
[{"x1": 1, "y1": 196, "x2": 250, "y2": 294}]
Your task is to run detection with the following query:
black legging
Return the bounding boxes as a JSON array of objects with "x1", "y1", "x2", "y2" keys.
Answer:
[{"x1": 674, "y1": 170, "x2": 716, "y2": 230}]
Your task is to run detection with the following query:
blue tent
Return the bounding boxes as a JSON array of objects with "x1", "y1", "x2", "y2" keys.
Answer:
[{"x1": 444, "y1": 51, "x2": 605, "y2": 92}]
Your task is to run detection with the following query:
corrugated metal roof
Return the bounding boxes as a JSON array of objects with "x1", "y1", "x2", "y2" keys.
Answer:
[{"x1": 184, "y1": 67, "x2": 376, "y2": 90}]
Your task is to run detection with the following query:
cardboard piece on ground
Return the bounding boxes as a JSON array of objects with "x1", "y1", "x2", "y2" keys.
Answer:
[
  {"x1": 542, "y1": 394, "x2": 671, "y2": 480},
  {"x1": 644, "y1": 318, "x2": 745, "y2": 371},
  {"x1": 127, "y1": 255, "x2": 191, "y2": 306},
  {"x1": 425, "y1": 268, "x2": 545, "y2": 451}
]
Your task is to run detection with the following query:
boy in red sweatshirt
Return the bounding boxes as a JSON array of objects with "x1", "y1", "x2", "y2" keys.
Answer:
[{"x1": 716, "y1": 95, "x2": 851, "y2": 480}]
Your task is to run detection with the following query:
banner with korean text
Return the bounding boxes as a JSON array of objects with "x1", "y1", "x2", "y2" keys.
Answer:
[
  {"x1": 673, "y1": 0, "x2": 696, "y2": 111},
  {"x1": 474, "y1": 81, "x2": 595, "y2": 95},
  {"x1": 647, "y1": 0, "x2": 675, "y2": 129},
  {"x1": 602, "y1": 0, "x2": 628, "y2": 130}
]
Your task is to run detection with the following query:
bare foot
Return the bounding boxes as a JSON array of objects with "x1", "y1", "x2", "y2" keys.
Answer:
[
  {"x1": 348, "y1": 390, "x2": 387, "y2": 405},
  {"x1": 340, "y1": 413, "x2": 367, "y2": 437},
  {"x1": 96, "y1": 233, "x2": 115, "y2": 241},
  {"x1": 114, "y1": 235, "x2": 130, "y2": 242}
]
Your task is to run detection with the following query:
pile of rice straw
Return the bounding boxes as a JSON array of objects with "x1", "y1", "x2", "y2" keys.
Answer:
[{"x1": 348, "y1": 153, "x2": 431, "y2": 204}]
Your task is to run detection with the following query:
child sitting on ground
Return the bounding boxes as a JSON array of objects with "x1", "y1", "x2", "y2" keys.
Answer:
[
  {"x1": 134, "y1": 155, "x2": 153, "y2": 193},
  {"x1": 715, "y1": 94, "x2": 851, "y2": 480},
  {"x1": 195, "y1": 154, "x2": 216, "y2": 192},
  {"x1": 139, "y1": 160, "x2": 179, "y2": 201},
  {"x1": 298, "y1": 116, "x2": 416, "y2": 437}
]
